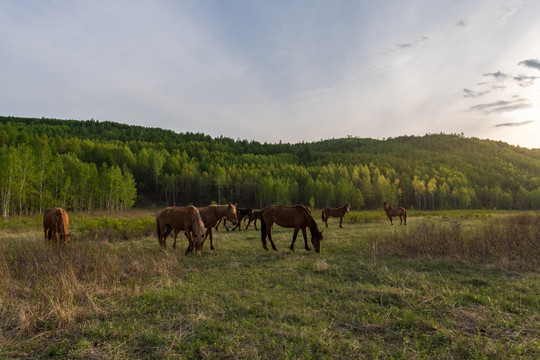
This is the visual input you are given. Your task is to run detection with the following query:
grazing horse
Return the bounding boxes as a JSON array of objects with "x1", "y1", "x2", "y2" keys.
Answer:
[
  {"x1": 245, "y1": 209, "x2": 262, "y2": 230},
  {"x1": 197, "y1": 203, "x2": 238, "y2": 250},
  {"x1": 156, "y1": 206, "x2": 206, "y2": 255},
  {"x1": 216, "y1": 208, "x2": 253, "y2": 232},
  {"x1": 383, "y1": 201, "x2": 407, "y2": 225},
  {"x1": 43, "y1": 207, "x2": 71, "y2": 244},
  {"x1": 321, "y1": 204, "x2": 350, "y2": 228},
  {"x1": 260, "y1": 205, "x2": 324, "y2": 253}
]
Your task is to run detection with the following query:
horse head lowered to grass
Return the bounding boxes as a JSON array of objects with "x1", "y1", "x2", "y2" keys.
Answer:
[
  {"x1": 43, "y1": 207, "x2": 71, "y2": 244},
  {"x1": 260, "y1": 204, "x2": 323, "y2": 253},
  {"x1": 156, "y1": 206, "x2": 206, "y2": 255}
]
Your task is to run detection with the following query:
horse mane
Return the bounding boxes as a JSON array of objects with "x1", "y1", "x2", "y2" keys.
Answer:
[{"x1": 296, "y1": 205, "x2": 320, "y2": 235}]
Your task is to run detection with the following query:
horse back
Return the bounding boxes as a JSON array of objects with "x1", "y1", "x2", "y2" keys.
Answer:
[
  {"x1": 263, "y1": 205, "x2": 311, "y2": 228},
  {"x1": 158, "y1": 206, "x2": 192, "y2": 231}
]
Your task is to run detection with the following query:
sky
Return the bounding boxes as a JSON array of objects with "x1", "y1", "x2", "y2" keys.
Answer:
[{"x1": 1, "y1": 0, "x2": 540, "y2": 149}]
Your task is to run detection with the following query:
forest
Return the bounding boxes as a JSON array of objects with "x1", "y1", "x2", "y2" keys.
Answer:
[{"x1": 1, "y1": 115, "x2": 540, "y2": 217}]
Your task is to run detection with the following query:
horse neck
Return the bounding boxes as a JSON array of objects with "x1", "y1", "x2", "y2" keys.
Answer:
[
  {"x1": 308, "y1": 215, "x2": 319, "y2": 236},
  {"x1": 298, "y1": 206, "x2": 317, "y2": 235}
]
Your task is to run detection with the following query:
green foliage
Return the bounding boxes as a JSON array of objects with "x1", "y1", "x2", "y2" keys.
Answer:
[
  {"x1": 1, "y1": 211, "x2": 538, "y2": 358},
  {"x1": 1, "y1": 117, "x2": 540, "y2": 214}
]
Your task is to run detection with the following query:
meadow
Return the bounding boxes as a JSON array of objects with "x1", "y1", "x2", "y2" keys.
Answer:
[{"x1": 1, "y1": 210, "x2": 538, "y2": 359}]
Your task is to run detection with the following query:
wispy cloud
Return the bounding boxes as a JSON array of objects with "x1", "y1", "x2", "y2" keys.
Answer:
[
  {"x1": 483, "y1": 71, "x2": 508, "y2": 80},
  {"x1": 463, "y1": 88, "x2": 489, "y2": 98},
  {"x1": 498, "y1": 0, "x2": 522, "y2": 24},
  {"x1": 463, "y1": 85, "x2": 505, "y2": 98},
  {"x1": 495, "y1": 120, "x2": 535, "y2": 127},
  {"x1": 455, "y1": 19, "x2": 468, "y2": 27},
  {"x1": 396, "y1": 36, "x2": 429, "y2": 49},
  {"x1": 513, "y1": 74, "x2": 539, "y2": 87},
  {"x1": 469, "y1": 98, "x2": 531, "y2": 113},
  {"x1": 518, "y1": 59, "x2": 540, "y2": 71}
]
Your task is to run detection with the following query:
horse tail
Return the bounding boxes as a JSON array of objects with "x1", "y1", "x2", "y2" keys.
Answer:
[{"x1": 156, "y1": 215, "x2": 161, "y2": 244}]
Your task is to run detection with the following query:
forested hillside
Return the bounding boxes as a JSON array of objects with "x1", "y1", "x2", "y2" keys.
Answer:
[{"x1": 1, "y1": 116, "x2": 540, "y2": 216}]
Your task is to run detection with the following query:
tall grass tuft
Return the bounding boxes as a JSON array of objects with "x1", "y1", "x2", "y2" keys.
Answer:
[
  {"x1": 0, "y1": 239, "x2": 180, "y2": 338},
  {"x1": 371, "y1": 212, "x2": 540, "y2": 271}
]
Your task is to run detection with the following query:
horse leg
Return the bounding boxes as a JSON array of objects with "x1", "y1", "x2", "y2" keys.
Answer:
[
  {"x1": 184, "y1": 231, "x2": 192, "y2": 255},
  {"x1": 388, "y1": 215, "x2": 393, "y2": 225},
  {"x1": 290, "y1": 228, "x2": 300, "y2": 251},
  {"x1": 172, "y1": 229, "x2": 180, "y2": 249},
  {"x1": 267, "y1": 227, "x2": 277, "y2": 251},
  {"x1": 399, "y1": 215, "x2": 403, "y2": 225},
  {"x1": 207, "y1": 228, "x2": 215, "y2": 250},
  {"x1": 161, "y1": 226, "x2": 173, "y2": 247},
  {"x1": 339, "y1": 216, "x2": 343, "y2": 228},
  {"x1": 302, "y1": 227, "x2": 310, "y2": 251}
]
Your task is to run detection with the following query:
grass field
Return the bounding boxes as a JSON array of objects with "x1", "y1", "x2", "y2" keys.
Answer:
[{"x1": 1, "y1": 210, "x2": 539, "y2": 359}]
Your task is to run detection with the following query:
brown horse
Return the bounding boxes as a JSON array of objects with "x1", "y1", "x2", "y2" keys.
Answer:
[
  {"x1": 245, "y1": 209, "x2": 262, "y2": 230},
  {"x1": 197, "y1": 203, "x2": 238, "y2": 250},
  {"x1": 156, "y1": 206, "x2": 206, "y2": 255},
  {"x1": 321, "y1": 204, "x2": 350, "y2": 228},
  {"x1": 43, "y1": 207, "x2": 71, "y2": 244},
  {"x1": 216, "y1": 208, "x2": 253, "y2": 232},
  {"x1": 260, "y1": 205, "x2": 324, "y2": 252},
  {"x1": 383, "y1": 201, "x2": 407, "y2": 225}
]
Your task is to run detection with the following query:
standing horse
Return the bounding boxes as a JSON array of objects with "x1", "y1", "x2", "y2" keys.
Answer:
[
  {"x1": 260, "y1": 205, "x2": 324, "y2": 253},
  {"x1": 43, "y1": 207, "x2": 71, "y2": 244},
  {"x1": 156, "y1": 206, "x2": 206, "y2": 255},
  {"x1": 321, "y1": 204, "x2": 350, "y2": 228},
  {"x1": 245, "y1": 209, "x2": 262, "y2": 230},
  {"x1": 216, "y1": 208, "x2": 253, "y2": 232},
  {"x1": 197, "y1": 203, "x2": 238, "y2": 250},
  {"x1": 383, "y1": 201, "x2": 407, "y2": 225}
]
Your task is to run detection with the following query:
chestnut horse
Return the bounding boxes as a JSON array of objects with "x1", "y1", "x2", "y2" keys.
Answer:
[
  {"x1": 156, "y1": 206, "x2": 206, "y2": 255},
  {"x1": 383, "y1": 201, "x2": 407, "y2": 225},
  {"x1": 321, "y1": 204, "x2": 350, "y2": 228},
  {"x1": 260, "y1": 205, "x2": 324, "y2": 253},
  {"x1": 197, "y1": 203, "x2": 238, "y2": 250},
  {"x1": 43, "y1": 207, "x2": 71, "y2": 244}
]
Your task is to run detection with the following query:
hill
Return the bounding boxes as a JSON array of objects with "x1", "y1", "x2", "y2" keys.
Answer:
[{"x1": 1, "y1": 116, "x2": 539, "y2": 214}]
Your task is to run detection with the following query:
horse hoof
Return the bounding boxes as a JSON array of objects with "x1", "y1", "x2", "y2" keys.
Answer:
[
  {"x1": 263, "y1": 246, "x2": 268, "y2": 251},
  {"x1": 306, "y1": 247, "x2": 311, "y2": 251}
]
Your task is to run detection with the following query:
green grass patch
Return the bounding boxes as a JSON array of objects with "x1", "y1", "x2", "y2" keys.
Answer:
[{"x1": 1, "y1": 210, "x2": 538, "y2": 359}]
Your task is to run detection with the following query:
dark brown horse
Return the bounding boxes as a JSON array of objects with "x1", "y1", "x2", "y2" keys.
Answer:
[
  {"x1": 156, "y1": 206, "x2": 206, "y2": 255},
  {"x1": 245, "y1": 209, "x2": 262, "y2": 230},
  {"x1": 260, "y1": 205, "x2": 324, "y2": 252},
  {"x1": 216, "y1": 208, "x2": 253, "y2": 231},
  {"x1": 197, "y1": 203, "x2": 238, "y2": 250},
  {"x1": 383, "y1": 201, "x2": 407, "y2": 225},
  {"x1": 43, "y1": 207, "x2": 71, "y2": 244},
  {"x1": 321, "y1": 204, "x2": 350, "y2": 228}
]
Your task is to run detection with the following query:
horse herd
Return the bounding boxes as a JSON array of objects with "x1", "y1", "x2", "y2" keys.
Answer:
[{"x1": 42, "y1": 202, "x2": 407, "y2": 255}]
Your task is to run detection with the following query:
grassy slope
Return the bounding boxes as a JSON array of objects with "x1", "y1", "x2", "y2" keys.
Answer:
[{"x1": 1, "y1": 212, "x2": 538, "y2": 359}]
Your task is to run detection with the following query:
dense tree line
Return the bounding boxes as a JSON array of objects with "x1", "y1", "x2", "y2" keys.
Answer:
[{"x1": 1, "y1": 116, "x2": 539, "y2": 216}]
